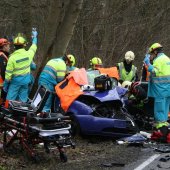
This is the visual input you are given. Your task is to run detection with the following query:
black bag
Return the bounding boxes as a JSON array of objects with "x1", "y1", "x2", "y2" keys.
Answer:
[{"x1": 94, "y1": 75, "x2": 112, "y2": 91}]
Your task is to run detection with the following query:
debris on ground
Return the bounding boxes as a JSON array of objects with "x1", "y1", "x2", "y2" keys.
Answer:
[{"x1": 117, "y1": 133, "x2": 147, "y2": 145}]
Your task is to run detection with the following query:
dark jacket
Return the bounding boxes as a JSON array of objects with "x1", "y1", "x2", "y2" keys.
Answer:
[
  {"x1": 0, "y1": 51, "x2": 9, "y2": 80},
  {"x1": 0, "y1": 51, "x2": 9, "y2": 103}
]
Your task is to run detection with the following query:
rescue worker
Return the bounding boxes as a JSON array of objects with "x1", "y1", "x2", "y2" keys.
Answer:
[
  {"x1": 38, "y1": 57, "x2": 70, "y2": 112},
  {"x1": 0, "y1": 38, "x2": 10, "y2": 105},
  {"x1": 88, "y1": 57, "x2": 103, "y2": 70},
  {"x1": 117, "y1": 51, "x2": 138, "y2": 84},
  {"x1": 3, "y1": 29, "x2": 38, "y2": 102},
  {"x1": 66, "y1": 54, "x2": 78, "y2": 72},
  {"x1": 144, "y1": 43, "x2": 170, "y2": 141}
]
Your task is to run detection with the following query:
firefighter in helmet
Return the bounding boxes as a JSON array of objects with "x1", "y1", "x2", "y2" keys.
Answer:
[
  {"x1": 88, "y1": 57, "x2": 103, "y2": 70},
  {"x1": 144, "y1": 43, "x2": 170, "y2": 141},
  {"x1": 117, "y1": 51, "x2": 138, "y2": 84},
  {"x1": 3, "y1": 30, "x2": 38, "y2": 102},
  {"x1": 66, "y1": 54, "x2": 78, "y2": 72}
]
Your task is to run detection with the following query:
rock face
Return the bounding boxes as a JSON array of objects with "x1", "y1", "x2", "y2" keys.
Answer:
[{"x1": 0, "y1": 0, "x2": 170, "y2": 72}]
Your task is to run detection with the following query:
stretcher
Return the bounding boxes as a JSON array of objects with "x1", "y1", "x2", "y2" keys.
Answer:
[{"x1": 0, "y1": 86, "x2": 75, "y2": 162}]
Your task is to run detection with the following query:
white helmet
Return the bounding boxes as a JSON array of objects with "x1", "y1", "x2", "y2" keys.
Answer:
[
  {"x1": 121, "y1": 81, "x2": 132, "y2": 89},
  {"x1": 125, "y1": 51, "x2": 135, "y2": 62}
]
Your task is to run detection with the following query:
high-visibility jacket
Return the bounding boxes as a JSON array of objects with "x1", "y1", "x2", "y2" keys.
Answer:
[
  {"x1": 118, "y1": 62, "x2": 137, "y2": 81},
  {"x1": 5, "y1": 44, "x2": 37, "y2": 85},
  {"x1": 148, "y1": 53, "x2": 170, "y2": 97},
  {"x1": 97, "y1": 67, "x2": 119, "y2": 80},
  {"x1": 55, "y1": 68, "x2": 87, "y2": 111},
  {"x1": 0, "y1": 52, "x2": 8, "y2": 88},
  {"x1": 39, "y1": 58, "x2": 66, "y2": 86}
]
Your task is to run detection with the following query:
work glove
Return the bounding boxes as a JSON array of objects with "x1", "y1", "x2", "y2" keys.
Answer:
[
  {"x1": 3, "y1": 80, "x2": 10, "y2": 93},
  {"x1": 32, "y1": 28, "x2": 38, "y2": 44},
  {"x1": 32, "y1": 28, "x2": 38, "y2": 38},
  {"x1": 143, "y1": 54, "x2": 151, "y2": 66},
  {"x1": 144, "y1": 54, "x2": 155, "y2": 72}
]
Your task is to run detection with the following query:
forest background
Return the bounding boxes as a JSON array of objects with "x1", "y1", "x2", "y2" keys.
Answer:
[{"x1": 0, "y1": 0, "x2": 169, "y2": 81}]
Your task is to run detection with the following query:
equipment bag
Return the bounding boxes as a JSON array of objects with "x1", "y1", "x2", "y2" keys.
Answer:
[{"x1": 94, "y1": 74, "x2": 112, "y2": 91}]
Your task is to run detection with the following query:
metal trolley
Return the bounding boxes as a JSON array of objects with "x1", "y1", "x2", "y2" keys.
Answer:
[{"x1": 0, "y1": 86, "x2": 75, "y2": 162}]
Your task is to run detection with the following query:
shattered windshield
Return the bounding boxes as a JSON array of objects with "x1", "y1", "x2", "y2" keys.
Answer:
[{"x1": 86, "y1": 70, "x2": 100, "y2": 86}]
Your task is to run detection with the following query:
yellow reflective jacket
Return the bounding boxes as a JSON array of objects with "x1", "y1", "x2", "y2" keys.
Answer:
[
  {"x1": 148, "y1": 53, "x2": 170, "y2": 97},
  {"x1": 118, "y1": 62, "x2": 137, "y2": 81},
  {"x1": 5, "y1": 44, "x2": 37, "y2": 82}
]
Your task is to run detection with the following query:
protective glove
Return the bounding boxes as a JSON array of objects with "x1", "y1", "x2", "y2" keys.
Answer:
[
  {"x1": 32, "y1": 28, "x2": 38, "y2": 44},
  {"x1": 3, "y1": 80, "x2": 10, "y2": 93},
  {"x1": 32, "y1": 28, "x2": 38, "y2": 38},
  {"x1": 143, "y1": 54, "x2": 151, "y2": 66}
]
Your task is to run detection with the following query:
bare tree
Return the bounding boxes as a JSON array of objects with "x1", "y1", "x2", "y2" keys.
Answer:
[{"x1": 37, "y1": 0, "x2": 84, "y2": 74}]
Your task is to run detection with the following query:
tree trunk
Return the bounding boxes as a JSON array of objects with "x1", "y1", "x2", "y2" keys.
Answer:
[
  {"x1": 32, "y1": 0, "x2": 83, "y2": 95},
  {"x1": 52, "y1": 0, "x2": 84, "y2": 57}
]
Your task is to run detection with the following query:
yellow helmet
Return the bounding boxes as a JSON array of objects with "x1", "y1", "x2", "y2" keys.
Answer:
[
  {"x1": 149, "y1": 43, "x2": 163, "y2": 54},
  {"x1": 67, "y1": 54, "x2": 76, "y2": 66},
  {"x1": 90, "y1": 57, "x2": 102, "y2": 69},
  {"x1": 13, "y1": 36, "x2": 26, "y2": 45}
]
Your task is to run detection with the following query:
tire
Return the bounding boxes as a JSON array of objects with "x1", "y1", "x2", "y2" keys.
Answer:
[{"x1": 70, "y1": 115, "x2": 81, "y2": 137}]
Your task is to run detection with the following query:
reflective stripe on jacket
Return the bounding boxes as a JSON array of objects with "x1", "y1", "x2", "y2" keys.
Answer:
[
  {"x1": 118, "y1": 62, "x2": 137, "y2": 81},
  {"x1": 148, "y1": 53, "x2": 170, "y2": 97},
  {"x1": 5, "y1": 44, "x2": 37, "y2": 82},
  {"x1": 39, "y1": 58, "x2": 66, "y2": 86}
]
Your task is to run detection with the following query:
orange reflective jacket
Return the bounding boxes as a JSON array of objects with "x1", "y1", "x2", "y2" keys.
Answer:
[
  {"x1": 0, "y1": 52, "x2": 8, "y2": 88},
  {"x1": 55, "y1": 68, "x2": 87, "y2": 112},
  {"x1": 97, "y1": 67, "x2": 119, "y2": 80}
]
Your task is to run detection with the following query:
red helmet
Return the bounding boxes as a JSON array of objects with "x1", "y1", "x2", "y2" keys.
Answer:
[
  {"x1": 130, "y1": 81, "x2": 140, "y2": 94},
  {"x1": 0, "y1": 38, "x2": 10, "y2": 47}
]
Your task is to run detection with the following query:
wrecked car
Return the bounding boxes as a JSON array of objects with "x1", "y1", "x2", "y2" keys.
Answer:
[{"x1": 55, "y1": 69, "x2": 138, "y2": 137}]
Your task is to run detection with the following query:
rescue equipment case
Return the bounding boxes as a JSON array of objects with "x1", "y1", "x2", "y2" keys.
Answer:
[{"x1": 94, "y1": 74, "x2": 112, "y2": 91}]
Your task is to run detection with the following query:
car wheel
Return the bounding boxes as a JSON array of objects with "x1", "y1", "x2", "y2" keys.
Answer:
[{"x1": 70, "y1": 115, "x2": 81, "y2": 137}]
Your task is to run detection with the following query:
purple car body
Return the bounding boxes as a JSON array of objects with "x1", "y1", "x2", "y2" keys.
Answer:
[{"x1": 64, "y1": 70, "x2": 137, "y2": 137}]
